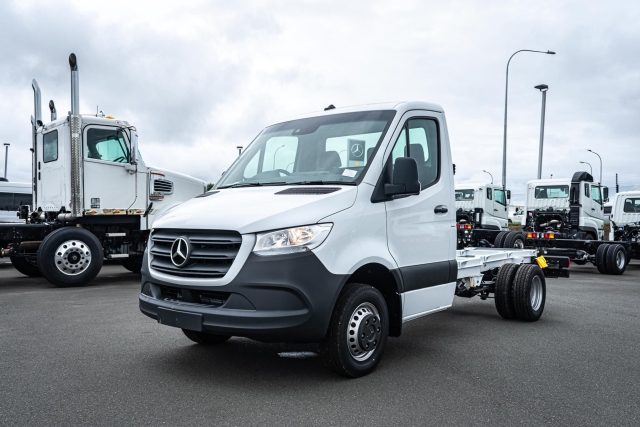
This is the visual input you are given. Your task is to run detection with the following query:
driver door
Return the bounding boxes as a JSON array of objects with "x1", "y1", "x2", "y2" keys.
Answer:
[{"x1": 83, "y1": 125, "x2": 139, "y2": 213}]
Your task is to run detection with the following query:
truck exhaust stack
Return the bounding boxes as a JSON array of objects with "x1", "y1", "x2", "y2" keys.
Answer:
[
  {"x1": 31, "y1": 80, "x2": 42, "y2": 125},
  {"x1": 49, "y1": 100, "x2": 57, "y2": 121},
  {"x1": 68, "y1": 53, "x2": 83, "y2": 219},
  {"x1": 69, "y1": 53, "x2": 79, "y2": 115}
]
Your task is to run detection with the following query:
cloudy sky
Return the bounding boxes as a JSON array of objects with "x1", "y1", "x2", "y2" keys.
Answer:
[{"x1": 1, "y1": 0, "x2": 639, "y2": 203}]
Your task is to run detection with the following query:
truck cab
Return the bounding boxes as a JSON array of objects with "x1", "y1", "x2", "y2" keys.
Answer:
[
  {"x1": 610, "y1": 190, "x2": 640, "y2": 242},
  {"x1": 523, "y1": 172, "x2": 608, "y2": 240},
  {"x1": 455, "y1": 183, "x2": 509, "y2": 230},
  {"x1": 0, "y1": 181, "x2": 31, "y2": 223}
]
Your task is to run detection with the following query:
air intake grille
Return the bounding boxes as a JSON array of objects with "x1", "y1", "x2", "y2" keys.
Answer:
[
  {"x1": 150, "y1": 229, "x2": 242, "y2": 278},
  {"x1": 153, "y1": 179, "x2": 174, "y2": 194}
]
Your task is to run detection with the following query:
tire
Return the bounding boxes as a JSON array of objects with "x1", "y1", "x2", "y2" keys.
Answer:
[
  {"x1": 512, "y1": 264, "x2": 546, "y2": 322},
  {"x1": 37, "y1": 227, "x2": 104, "y2": 287},
  {"x1": 182, "y1": 329, "x2": 231, "y2": 345},
  {"x1": 494, "y1": 263, "x2": 520, "y2": 319},
  {"x1": 319, "y1": 283, "x2": 389, "y2": 378},
  {"x1": 494, "y1": 231, "x2": 509, "y2": 248},
  {"x1": 10, "y1": 256, "x2": 42, "y2": 277},
  {"x1": 595, "y1": 244, "x2": 610, "y2": 274},
  {"x1": 605, "y1": 244, "x2": 627, "y2": 275},
  {"x1": 122, "y1": 257, "x2": 143, "y2": 274},
  {"x1": 503, "y1": 232, "x2": 525, "y2": 249}
]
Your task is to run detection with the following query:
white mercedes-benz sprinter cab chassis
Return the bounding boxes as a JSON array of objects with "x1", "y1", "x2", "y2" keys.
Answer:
[{"x1": 140, "y1": 102, "x2": 568, "y2": 377}]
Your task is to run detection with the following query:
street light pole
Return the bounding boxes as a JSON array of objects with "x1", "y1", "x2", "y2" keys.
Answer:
[
  {"x1": 482, "y1": 170, "x2": 493, "y2": 184},
  {"x1": 587, "y1": 149, "x2": 602, "y2": 184},
  {"x1": 579, "y1": 161, "x2": 592, "y2": 176},
  {"x1": 3, "y1": 143, "x2": 9, "y2": 179},
  {"x1": 501, "y1": 49, "x2": 556, "y2": 189},
  {"x1": 535, "y1": 84, "x2": 548, "y2": 179}
]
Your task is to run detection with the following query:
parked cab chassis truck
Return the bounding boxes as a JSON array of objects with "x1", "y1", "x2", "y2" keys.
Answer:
[
  {"x1": 0, "y1": 54, "x2": 205, "y2": 287},
  {"x1": 455, "y1": 183, "x2": 528, "y2": 250},
  {"x1": 609, "y1": 191, "x2": 640, "y2": 261},
  {"x1": 521, "y1": 172, "x2": 633, "y2": 275},
  {"x1": 139, "y1": 102, "x2": 569, "y2": 377}
]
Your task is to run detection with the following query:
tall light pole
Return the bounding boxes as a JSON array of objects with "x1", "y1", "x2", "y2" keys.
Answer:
[
  {"x1": 579, "y1": 161, "x2": 592, "y2": 176},
  {"x1": 502, "y1": 49, "x2": 556, "y2": 189},
  {"x1": 482, "y1": 170, "x2": 493, "y2": 184},
  {"x1": 3, "y1": 143, "x2": 9, "y2": 179},
  {"x1": 587, "y1": 149, "x2": 602, "y2": 184},
  {"x1": 273, "y1": 145, "x2": 285, "y2": 169},
  {"x1": 534, "y1": 84, "x2": 548, "y2": 179}
]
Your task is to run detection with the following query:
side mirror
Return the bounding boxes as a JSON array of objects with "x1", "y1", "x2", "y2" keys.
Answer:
[
  {"x1": 130, "y1": 131, "x2": 140, "y2": 165},
  {"x1": 603, "y1": 186, "x2": 609, "y2": 203},
  {"x1": 385, "y1": 157, "x2": 420, "y2": 197},
  {"x1": 507, "y1": 190, "x2": 511, "y2": 200}
]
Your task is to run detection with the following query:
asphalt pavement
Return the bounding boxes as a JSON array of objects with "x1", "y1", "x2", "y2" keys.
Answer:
[{"x1": 0, "y1": 259, "x2": 639, "y2": 426}]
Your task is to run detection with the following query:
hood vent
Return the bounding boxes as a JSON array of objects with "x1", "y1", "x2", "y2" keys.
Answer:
[
  {"x1": 196, "y1": 191, "x2": 219, "y2": 198},
  {"x1": 153, "y1": 179, "x2": 173, "y2": 194},
  {"x1": 275, "y1": 187, "x2": 341, "y2": 195}
]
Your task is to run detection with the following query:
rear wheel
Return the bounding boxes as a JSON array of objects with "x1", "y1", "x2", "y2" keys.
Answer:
[
  {"x1": 320, "y1": 283, "x2": 389, "y2": 378},
  {"x1": 494, "y1": 231, "x2": 509, "y2": 248},
  {"x1": 511, "y1": 264, "x2": 546, "y2": 322},
  {"x1": 122, "y1": 257, "x2": 143, "y2": 274},
  {"x1": 605, "y1": 244, "x2": 627, "y2": 275},
  {"x1": 503, "y1": 232, "x2": 525, "y2": 249},
  {"x1": 494, "y1": 263, "x2": 520, "y2": 319},
  {"x1": 37, "y1": 227, "x2": 103, "y2": 287},
  {"x1": 182, "y1": 329, "x2": 231, "y2": 345},
  {"x1": 595, "y1": 244, "x2": 610, "y2": 274},
  {"x1": 10, "y1": 256, "x2": 42, "y2": 277}
]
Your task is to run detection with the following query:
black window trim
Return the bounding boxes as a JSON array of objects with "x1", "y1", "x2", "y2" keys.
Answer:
[
  {"x1": 82, "y1": 124, "x2": 131, "y2": 165},
  {"x1": 371, "y1": 114, "x2": 442, "y2": 203},
  {"x1": 43, "y1": 129, "x2": 59, "y2": 163}
]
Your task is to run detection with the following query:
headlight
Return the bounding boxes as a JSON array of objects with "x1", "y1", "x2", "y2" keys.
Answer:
[{"x1": 253, "y1": 224, "x2": 333, "y2": 256}]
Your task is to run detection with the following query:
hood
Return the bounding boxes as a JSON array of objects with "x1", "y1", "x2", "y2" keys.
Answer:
[{"x1": 153, "y1": 185, "x2": 358, "y2": 234}]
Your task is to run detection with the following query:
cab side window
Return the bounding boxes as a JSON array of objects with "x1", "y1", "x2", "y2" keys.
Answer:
[
  {"x1": 584, "y1": 183, "x2": 590, "y2": 198},
  {"x1": 487, "y1": 188, "x2": 493, "y2": 200},
  {"x1": 389, "y1": 118, "x2": 440, "y2": 189},
  {"x1": 43, "y1": 130, "x2": 58, "y2": 163},
  {"x1": 86, "y1": 128, "x2": 129, "y2": 163},
  {"x1": 494, "y1": 189, "x2": 506, "y2": 205}
]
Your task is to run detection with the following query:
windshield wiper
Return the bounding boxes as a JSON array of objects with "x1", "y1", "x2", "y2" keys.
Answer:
[
  {"x1": 219, "y1": 181, "x2": 288, "y2": 189},
  {"x1": 288, "y1": 180, "x2": 357, "y2": 186}
]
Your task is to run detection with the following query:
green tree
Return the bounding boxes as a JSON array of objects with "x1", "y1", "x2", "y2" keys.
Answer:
[{"x1": 206, "y1": 182, "x2": 215, "y2": 191}]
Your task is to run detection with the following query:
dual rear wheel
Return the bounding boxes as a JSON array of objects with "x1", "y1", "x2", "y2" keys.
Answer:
[
  {"x1": 495, "y1": 263, "x2": 546, "y2": 322},
  {"x1": 494, "y1": 231, "x2": 525, "y2": 249},
  {"x1": 595, "y1": 244, "x2": 627, "y2": 275}
]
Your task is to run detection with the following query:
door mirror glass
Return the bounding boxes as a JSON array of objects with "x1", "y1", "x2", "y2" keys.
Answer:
[
  {"x1": 385, "y1": 157, "x2": 420, "y2": 197},
  {"x1": 603, "y1": 186, "x2": 609, "y2": 203},
  {"x1": 130, "y1": 131, "x2": 140, "y2": 165},
  {"x1": 507, "y1": 190, "x2": 511, "y2": 200}
]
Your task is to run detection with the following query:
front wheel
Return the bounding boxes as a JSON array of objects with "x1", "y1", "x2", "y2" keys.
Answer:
[
  {"x1": 10, "y1": 256, "x2": 42, "y2": 277},
  {"x1": 37, "y1": 227, "x2": 104, "y2": 287},
  {"x1": 320, "y1": 283, "x2": 389, "y2": 378}
]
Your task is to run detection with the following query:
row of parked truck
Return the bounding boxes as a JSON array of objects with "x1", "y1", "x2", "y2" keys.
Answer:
[{"x1": 0, "y1": 52, "x2": 632, "y2": 377}]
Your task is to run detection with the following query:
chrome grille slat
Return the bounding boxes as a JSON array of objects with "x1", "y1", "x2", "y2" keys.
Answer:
[{"x1": 150, "y1": 229, "x2": 241, "y2": 279}]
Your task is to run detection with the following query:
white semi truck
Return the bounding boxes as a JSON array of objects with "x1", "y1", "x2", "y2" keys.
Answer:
[
  {"x1": 609, "y1": 191, "x2": 640, "y2": 260},
  {"x1": 0, "y1": 54, "x2": 205, "y2": 287},
  {"x1": 139, "y1": 101, "x2": 569, "y2": 377}
]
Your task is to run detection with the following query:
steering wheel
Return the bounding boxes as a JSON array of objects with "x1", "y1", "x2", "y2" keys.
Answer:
[
  {"x1": 113, "y1": 156, "x2": 127, "y2": 163},
  {"x1": 273, "y1": 169, "x2": 291, "y2": 176}
]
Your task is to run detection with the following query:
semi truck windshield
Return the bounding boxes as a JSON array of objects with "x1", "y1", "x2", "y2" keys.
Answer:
[
  {"x1": 535, "y1": 185, "x2": 569, "y2": 199},
  {"x1": 217, "y1": 110, "x2": 396, "y2": 188}
]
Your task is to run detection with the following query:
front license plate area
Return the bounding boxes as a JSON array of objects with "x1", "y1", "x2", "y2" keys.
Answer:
[{"x1": 157, "y1": 307, "x2": 203, "y2": 331}]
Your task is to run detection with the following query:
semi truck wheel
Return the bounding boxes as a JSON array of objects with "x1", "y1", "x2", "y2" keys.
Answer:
[
  {"x1": 37, "y1": 227, "x2": 103, "y2": 287},
  {"x1": 605, "y1": 244, "x2": 627, "y2": 275},
  {"x1": 511, "y1": 264, "x2": 546, "y2": 322},
  {"x1": 494, "y1": 263, "x2": 520, "y2": 319},
  {"x1": 595, "y1": 244, "x2": 610, "y2": 274},
  {"x1": 10, "y1": 256, "x2": 42, "y2": 277},
  {"x1": 503, "y1": 232, "x2": 525, "y2": 249},
  {"x1": 182, "y1": 329, "x2": 231, "y2": 344},
  {"x1": 320, "y1": 283, "x2": 389, "y2": 378},
  {"x1": 494, "y1": 231, "x2": 509, "y2": 248},
  {"x1": 122, "y1": 257, "x2": 143, "y2": 274}
]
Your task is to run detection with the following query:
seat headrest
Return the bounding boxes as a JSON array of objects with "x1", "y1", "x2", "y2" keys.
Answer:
[
  {"x1": 318, "y1": 151, "x2": 342, "y2": 170},
  {"x1": 405, "y1": 143, "x2": 425, "y2": 164}
]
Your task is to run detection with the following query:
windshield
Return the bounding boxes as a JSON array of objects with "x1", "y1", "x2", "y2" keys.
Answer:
[
  {"x1": 535, "y1": 185, "x2": 569, "y2": 199},
  {"x1": 455, "y1": 189, "x2": 474, "y2": 201},
  {"x1": 216, "y1": 111, "x2": 396, "y2": 188}
]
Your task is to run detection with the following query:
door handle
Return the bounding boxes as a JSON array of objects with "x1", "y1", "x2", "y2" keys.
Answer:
[
  {"x1": 494, "y1": 209, "x2": 498, "y2": 211},
  {"x1": 434, "y1": 205, "x2": 448, "y2": 214}
]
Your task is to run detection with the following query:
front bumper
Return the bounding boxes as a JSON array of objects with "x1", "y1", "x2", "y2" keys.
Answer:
[{"x1": 139, "y1": 250, "x2": 347, "y2": 343}]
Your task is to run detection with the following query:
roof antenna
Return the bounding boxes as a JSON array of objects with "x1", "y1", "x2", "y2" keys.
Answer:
[{"x1": 324, "y1": 104, "x2": 336, "y2": 111}]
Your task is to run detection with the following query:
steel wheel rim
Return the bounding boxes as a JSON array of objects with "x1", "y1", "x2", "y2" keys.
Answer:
[
  {"x1": 347, "y1": 302, "x2": 381, "y2": 361},
  {"x1": 530, "y1": 275, "x2": 543, "y2": 311},
  {"x1": 616, "y1": 251, "x2": 625, "y2": 269},
  {"x1": 54, "y1": 240, "x2": 91, "y2": 276},
  {"x1": 513, "y1": 239, "x2": 524, "y2": 249}
]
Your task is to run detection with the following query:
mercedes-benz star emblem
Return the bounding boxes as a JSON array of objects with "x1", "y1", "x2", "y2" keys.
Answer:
[
  {"x1": 171, "y1": 237, "x2": 189, "y2": 267},
  {"x1": 351, "y1": 143, "x2": 363, "y2": 158}
]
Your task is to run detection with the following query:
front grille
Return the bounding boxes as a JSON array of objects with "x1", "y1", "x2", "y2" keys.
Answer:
[
  {"x1": 158, "y1": 285, "x2": 229, "y2": 306},
  {"x1": 150, "y1": 229, "x2": 242, "y2": 278},
  {"x1": 153, "y1": 179, "x2": 174, "y2": 194}
]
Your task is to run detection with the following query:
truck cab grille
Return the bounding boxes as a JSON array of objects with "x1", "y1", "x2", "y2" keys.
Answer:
[{"x1": 150, "y1": 229, "x2": 242, "y2": 278}]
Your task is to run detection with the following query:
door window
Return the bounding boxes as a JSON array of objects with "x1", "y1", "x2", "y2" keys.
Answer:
[
  {"x1": 494, "y1": 189, "x2": 506, "y2": 206},
  {"x1": 584, "y1": 183, "x2": 590, "y2": 198},
  {"x1": 623, "y1": 198, "x2": 640, "y2": 213},
  {"x1": 388, "y1": 118, "x2": 439, "y2": 189},
  {"x1": 86, "y1": 128, "x2": 129, "y2": 163},
  {"x1": 43, "y1": 130, "x2": 58, "y2": 163},
  {"x1": 0, "y1": 193, "x2": 32, "y2": 210},
  {"x1": 591, "y1": 186, "x2": 602, "y2": 204},
  {"x1": 486, "y1": 188, "x2": 492, "y2": 200}
]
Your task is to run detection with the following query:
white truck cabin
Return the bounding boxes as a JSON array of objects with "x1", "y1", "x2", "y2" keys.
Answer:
[
  {"x1": 455, "y1": 183, "x2": 509, "y2": 230},
  {"x1": 0, "y1": 181, "x2": 32, "y2": 223},
  {"x1": 609, "y1": 190, "x2": 640, "y2": 240}
]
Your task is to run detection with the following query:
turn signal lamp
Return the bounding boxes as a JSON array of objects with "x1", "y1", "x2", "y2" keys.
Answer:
[{"x1": 456, "y1": 224, "x2": 472, "y2": 230}]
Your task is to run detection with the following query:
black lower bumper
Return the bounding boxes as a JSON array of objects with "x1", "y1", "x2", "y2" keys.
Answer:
[{"x1": 139, "y1": 251, "x2": 347, "y2": 343}]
